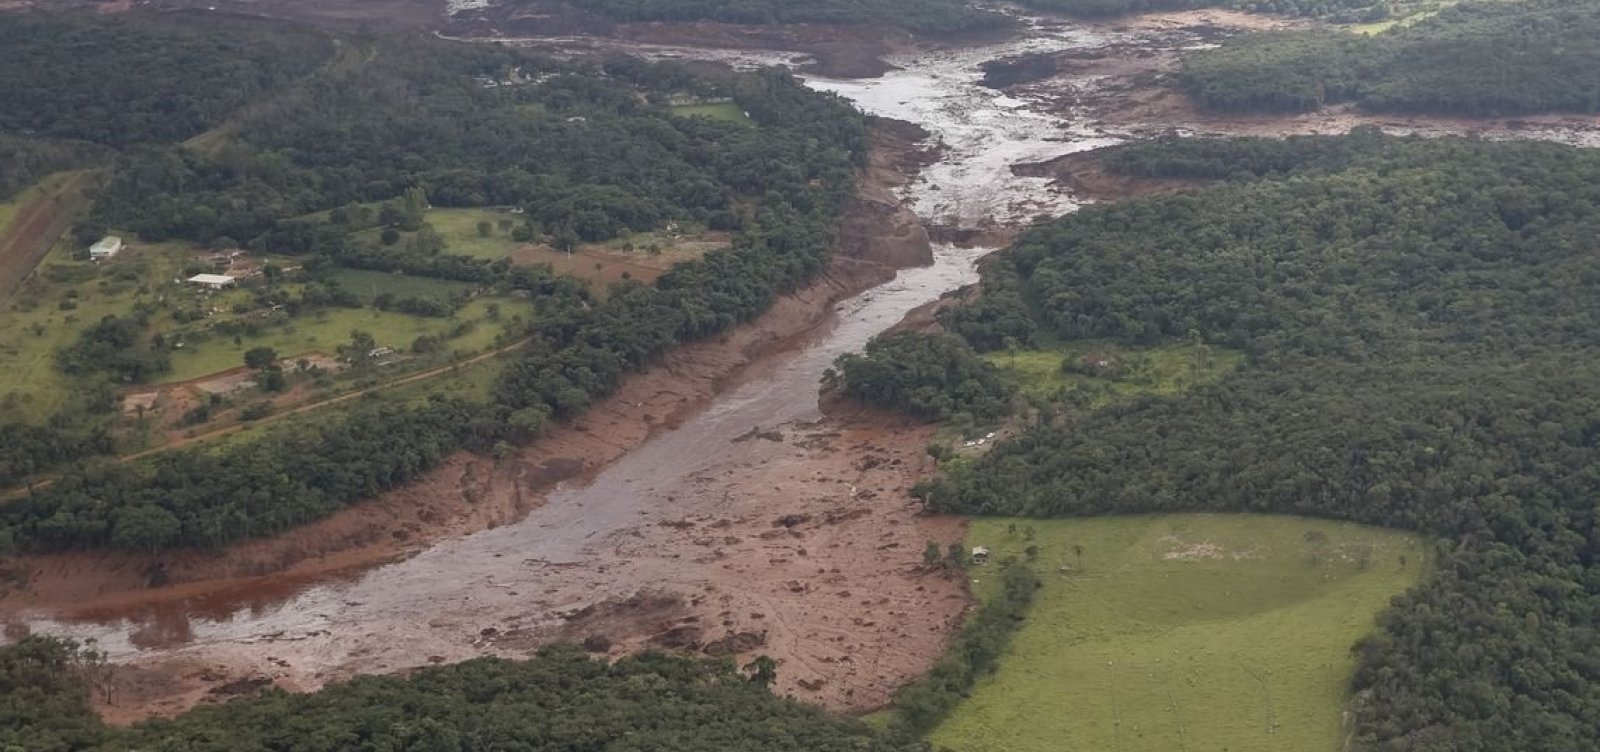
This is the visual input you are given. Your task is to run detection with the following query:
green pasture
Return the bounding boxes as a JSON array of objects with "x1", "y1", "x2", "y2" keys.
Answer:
[
  {"x1": 933, "y1": 514, "x2": 1427, "y2": 752},
  {"x1": 669, "y1": 102, "x2": 750, "y2": 123},
  {"x1": 985, "y1": 342, "x2": 1244, "y2": 405},
  {"x1": 319, "y1": 267, "x2": 477, "y2": 302},
  {"x1": 0, "y1": 238, "x2": 192, "y2": 420},
  {"x1": 160, "y1": 297, "x2": 519, "y2": 382},
  {"x1": 426, "y1": 207, "x2": 524, "y2": 260}
]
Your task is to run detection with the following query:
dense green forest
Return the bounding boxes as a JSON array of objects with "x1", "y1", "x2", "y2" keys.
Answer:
[
  {"x1": 578, "y1": 0, "x2": 1010, "y2": 34},
  {"x1": 828, "y1": 331, "x2": 1013, "y2": 422},
  {"x1": 0, "y1": 13, "x2": 329, "y2": 200},
  {"x1": 897, "y1": 132, "x2": 1600, "y2": 750},
  {"x1": 0, "y1": 17, "x2": 869, "y2": 552},
  {"x1": 0, "y1": 14, "x2": 330, "y2": 147},
  {"x1": 1014, "y1": 0, "x2": 1390, "y2": 22},
  {"x1": 0, "y1": 638, "x2": 927, "y2": 752},
  {"x1": 1182, "y1": 0, "x2": 1600, "y2": 114}
]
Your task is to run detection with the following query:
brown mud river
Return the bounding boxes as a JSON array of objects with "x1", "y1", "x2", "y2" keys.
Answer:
[{"x1": 12, "y1": 8, "x2": 1600, "y2": 722}]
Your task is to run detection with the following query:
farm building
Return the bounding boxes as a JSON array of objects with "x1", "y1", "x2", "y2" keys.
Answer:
[
  {"x1": 972, "y1": 546, "x2": 990, "y2": 565},
  {"x1": 186, "y1": 273, "x2": 236, "y2": 290},
  {"x1": 89, "y1": 236, "x2": 123, "y2": 261}
]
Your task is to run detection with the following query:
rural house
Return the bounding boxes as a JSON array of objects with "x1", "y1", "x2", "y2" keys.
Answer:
[
  {"x1": 89, "y1": 236, "x2": 123, "y2": 261},
  {"x1": 186, "y1": 273, "x2": 236, "y2": 290}
]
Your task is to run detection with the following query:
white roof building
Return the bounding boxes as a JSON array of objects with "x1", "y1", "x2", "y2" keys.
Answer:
[
  {"x1": 89, "y1": 236, "x2": 123, "y2": 261},
  {"x1": 187, "y1": 273, "x2": 236, "y2": 289}
]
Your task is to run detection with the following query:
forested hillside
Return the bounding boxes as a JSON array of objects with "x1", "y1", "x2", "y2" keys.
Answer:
[
  {"x1": 1182, "y1": 0, "x2": 1600, "y2": 114},
  {"x1": 579, "y1": 0, "x2": 1009, "y2": 33},
  {"x1": 0, "y1": 638, "x2": 925, "y2": 752},
  {"x1": 901, "y1": 133, "x2": 1600, "y2": 750},
  {"x1": 0, "y1": 17, "x2": 869, "y2": 553},
  {"x1": 0, "y1": 13, "x2": 326, "y2": 200}
]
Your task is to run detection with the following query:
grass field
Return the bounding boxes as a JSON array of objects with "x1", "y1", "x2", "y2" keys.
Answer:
[
  {"x1": 160, "y1": 297, "x2": 520, "y2": 382},
  {"x1": 320, "y1": 267, "x2": 476, "y2": 302},
  {"x1": 426, "y1": 207, "x2": 524, "y2": 260},
  {"x1": 986, "y1": 342, "x2": 1244, "y2": 405},
  {"x1": 0, "y1": 236, "x2": 192, "y2": 420},
  {"x1": 669, "y1": 102, "x2": 750, "y2": 123},
  {"x1": 931, "y1": 515, "x2": 1427, "y2": 752}
]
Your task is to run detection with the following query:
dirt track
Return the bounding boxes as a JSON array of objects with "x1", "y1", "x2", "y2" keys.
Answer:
[{"x1": 0, "y1": 172, "x2": 93, "y2": 303}]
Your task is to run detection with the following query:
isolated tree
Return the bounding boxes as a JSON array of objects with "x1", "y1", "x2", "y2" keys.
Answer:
[
  {"x1": 243, "y1": 346, "x2": 278, "y2": 370},
  {"x1": 923, "y1": 541, "x2": 942, "y2": 568},
  {"x1": 945, "y1": 543, "x2": 965, "y2": 570},
  {"x1": 476, "y1": 220, "x2": 493, "y2": 237},
  {"x1": 1072, "y1": 544, "x2": 1084, "y2": 570},
  {"x1": 338, "y1": 330, "x2": 378, "y2": 369},
  {"x1": 745, "y1": 655, "x2": 778, "y2": 687}
]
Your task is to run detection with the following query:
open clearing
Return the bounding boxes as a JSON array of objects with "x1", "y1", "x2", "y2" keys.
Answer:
[
  {"x1": 985, "y1": 342, "x2": 1244, "y2": 404},
  {"x1": 669, "y1": 102, "x2": 750, "y2": 123},
  {"x1": 426, "y1": 207, "x2": 524, "y2": 260},
  {"x1": 933, "y1": 514, "x2": 1427, "y2": 752}
]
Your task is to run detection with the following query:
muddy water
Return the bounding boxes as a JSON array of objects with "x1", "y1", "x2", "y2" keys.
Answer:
[{"x1": 20, "y1": 18, "x2": 1121, "y2": 682}]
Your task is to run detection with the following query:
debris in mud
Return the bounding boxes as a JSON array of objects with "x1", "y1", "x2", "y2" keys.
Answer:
[
  {"x1": 798, "y1": 677, "x2": 828, "y2": 691},
  {"x1": 733, "y1": 426, "x2": 786, "y2": 443},
  {"x1": 652, "y1": 624, "x2": 702, "y2": 649},
  {"x1": 774, "y1": 514, "x2": 811, "y2": 528},
  {"x1": 702, "y1": 630, "x2": 767, "y2": 656},
  {"x1": 206, "y1": 677, "x2": 273, "y2": 699}
]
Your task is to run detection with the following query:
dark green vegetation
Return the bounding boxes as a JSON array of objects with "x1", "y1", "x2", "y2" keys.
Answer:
[
  {"x1": 580, "y1": 0, "x2": 1010, "y2": 34},
  {"x1": 1182, "y1": 0, "x2": 1600, "y2": 114},
  {"x1": 1, "y1": 638, "x2": 926, "y2": 752},
  {"x1": 1015, "y1": 0, "x2": 1390, "y2": 22},
  {"x1": 0, "y1": 14, "x2": 867, "y2": 552},
  {"x1": 0, "y1": 13, "x2": 328, "y2": 200},
  {"x1": 905, "y1": 132, "x2": 1600, "y2": 751},
  {"x1": 828, "y1": 331, "x2": 1012, "y2": 422},
  {"x1": 888, "y1": 561, "x2": 1038, "y2": 736}
]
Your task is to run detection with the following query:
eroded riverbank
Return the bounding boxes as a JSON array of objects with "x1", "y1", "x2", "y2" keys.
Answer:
[{"x1": 11, "y1": 5, "x2": 1600, "y2": 726}]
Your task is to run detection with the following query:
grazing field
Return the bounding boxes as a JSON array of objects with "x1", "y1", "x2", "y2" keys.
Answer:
[
  {"x1": 669, "y1": 102, "x2": 750, "y2": 123},
  {"x1": 934, "y1": 515, "x2": 1427, "y2": 752},
  {"x1": 985, "y1": 342, "x2": 1244, "y2": 404},
  {"x1": 160, "y1": 297, "x2": 521, "y2": 382},
  {"x1": 426, "y1": 207, "x2": 523, "y2": 260},
  {"x1": 0, "y1": 237, "x2": 190, "y2": 420},
  {"x1": 320, "y1": 267, "x2": 477, "y2": 302}
]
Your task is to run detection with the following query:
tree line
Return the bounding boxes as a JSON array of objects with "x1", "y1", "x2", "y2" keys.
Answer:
[
  {"x1": 905, "y1": 132, "x2": 1600, "y2": 750},
  {"x1": 0, "y1": 637, "x2": 928, "y2": 752},
  {"x1": 1181, "y1": 0, "x2": 1600, "y2": 115}
]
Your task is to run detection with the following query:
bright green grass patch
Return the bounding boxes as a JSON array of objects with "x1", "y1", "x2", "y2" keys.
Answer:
[
  {"x1": 986, "y1": 342, "x2": 1244, "y2": 405},
  {"x1": 319, "y1": 267, "x2": 476, "y2": 303},
  {"x1": 426, "y1": 207, "x2": 524, "y2": 260},
  {"x1": 0, "y1": 238, "x2": 196, "y2": 420},
  {"x1": 669, "y1": 102, "x2": 750, "y2": 123},
  {"x1": 933, "y1": 515, "x2": 1427, "y2": 752},
  {"x1": 160, "y1": 298, "x2": 520, "y2": 382}
]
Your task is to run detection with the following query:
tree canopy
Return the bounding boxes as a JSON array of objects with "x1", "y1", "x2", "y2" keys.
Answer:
[
  {"x1": 0, "y1": 638, "x2": 927, "y2": 752},
  {"x1": 1181, "y1": 0, "x2": 1600, "y2": 115},
  {"x1": 915, "y1": 132, "x2": 1600, "y2": 750}
]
